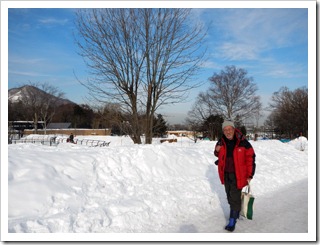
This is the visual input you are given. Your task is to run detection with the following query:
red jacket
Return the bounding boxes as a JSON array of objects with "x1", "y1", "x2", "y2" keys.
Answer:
[{"x1": 214, "y1": 129, "x2": 256, "y2": 189}]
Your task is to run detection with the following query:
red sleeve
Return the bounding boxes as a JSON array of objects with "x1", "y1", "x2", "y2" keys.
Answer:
[
  {"x1": 246, "y1": 147, "x2": 256, "y2": 178},
  {"x1": 214, "y1": 139, "x2": 223, "y2": 157}
]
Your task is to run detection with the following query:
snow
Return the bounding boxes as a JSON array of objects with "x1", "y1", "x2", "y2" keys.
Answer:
[{"x1": 2, "y1": 135, "x2": 316, "y2": 241}]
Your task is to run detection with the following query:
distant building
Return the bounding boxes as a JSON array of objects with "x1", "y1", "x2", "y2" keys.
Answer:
[
  {"x1": 167, "y1": 130, "x2": 198, "y2": 138},
  {"x1": 9, "y1": 121, "x2": 44, "y2": 131},
  {"x1": 46, "y1": 123, "x2": 72, "y2": 129}
]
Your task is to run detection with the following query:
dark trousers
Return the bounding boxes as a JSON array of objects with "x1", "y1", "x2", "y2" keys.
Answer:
[{"x1": 224, "y1": 172, "x2": 242, "y2": 212}]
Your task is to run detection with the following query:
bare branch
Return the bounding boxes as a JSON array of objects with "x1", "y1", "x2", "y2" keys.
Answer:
[{"x1": 74, "y1": 9, "x2": 207, "y2": 143}]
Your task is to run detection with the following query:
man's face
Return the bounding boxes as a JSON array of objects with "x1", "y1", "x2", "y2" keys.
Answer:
[{"x1": 223, "y1": 126, "x2": 235, "y2": 140}]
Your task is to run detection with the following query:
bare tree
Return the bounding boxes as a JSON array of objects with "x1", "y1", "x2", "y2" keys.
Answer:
[
  {"x1": 186, "y1": 103, "x2": 223, "y2": 141},
  {"x1": 268, "y1": 86, "x2": 308, "y2": 138},
  {"x1": 74, "y1": 9, "x2": 206, "y2": 144},
  {"x1": 20, "y1": 82, "x2": 65, "y2": 133},
  {"x1": 187, "y1": 92, "x2": 219, "y2": 126},
  {"x1": 197, "y1": 66, "x2": 262, "y2": 122},
  {"x1": 96, "y1": 102, "x2": 135, "y2": 136},
  {"x1": 37, "y1": 83, "x2": 65, "y2": 133}
]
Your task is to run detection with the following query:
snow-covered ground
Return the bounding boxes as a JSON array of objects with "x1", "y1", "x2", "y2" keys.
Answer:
[{"x1": 2, "y1": 134, "x2": 316, "y2": 241}]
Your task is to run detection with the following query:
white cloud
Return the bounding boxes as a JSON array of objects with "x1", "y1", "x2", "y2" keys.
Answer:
[
  {"x1": 38, "y1": 18, "x2": 69, "y2": 25},
  {"x1": 8, "y1": 70, "x2": 50, "y2": 77},
  {"x1": 218, "y1": 42, "x2": 259, "y2": 61},
  {"x1": 207, "y1": 8, "x2": 307, "y2": 61},
  {"x1": 199, "y1": 60, "x2": 221, "y2": 69},
  {"x1": 259, "y1": 60, "x2": 306, "y2": 79},
  {"x1": 224, "y1": 9, "x2": 306, "y2": 47},
  {"x1": 9, "y1": 56, "x2": 46, "y2": 65}
]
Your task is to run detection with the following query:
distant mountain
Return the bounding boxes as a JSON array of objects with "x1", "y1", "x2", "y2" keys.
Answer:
[{"x1": 8, "y1": 85, "x2": 76, "y2": 106}]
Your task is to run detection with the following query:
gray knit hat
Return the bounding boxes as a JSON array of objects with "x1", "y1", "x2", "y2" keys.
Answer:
[{"x1": 222, "y1": 120, "x2": 235, "y2": 130}]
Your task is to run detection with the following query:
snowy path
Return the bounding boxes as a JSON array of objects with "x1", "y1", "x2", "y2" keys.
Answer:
[
  {"x1": 177, "y1": 178, "x2": 308, "y2": 233},
  {"x1": 243, "y1": 178, "x2": 308, "y2": 233}
]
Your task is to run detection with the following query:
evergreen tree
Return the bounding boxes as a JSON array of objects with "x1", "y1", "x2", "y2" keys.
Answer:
[{"x1": 153, "y1": 114, "x2": 168, "y2": 138}]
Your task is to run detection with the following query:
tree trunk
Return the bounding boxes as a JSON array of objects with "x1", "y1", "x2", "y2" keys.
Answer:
[
  {"x1": 33, "y1": 112, "x2": 38, "y2": 134},
  {"x1": 145, "y1": 115, "x2": 153, "y2": 144},
  {"x1": 130, "y1": 103, "x2": 142, "y2": 144}
]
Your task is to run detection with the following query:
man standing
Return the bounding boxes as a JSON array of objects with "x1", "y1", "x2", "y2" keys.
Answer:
[{"x1": 214, "y1": 120, "x2": 256, "y2": 232}]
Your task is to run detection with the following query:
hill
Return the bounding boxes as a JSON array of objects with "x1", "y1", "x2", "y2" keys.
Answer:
[{"x1": 8, "y1": 85, "x2": 76, "y2": 106}]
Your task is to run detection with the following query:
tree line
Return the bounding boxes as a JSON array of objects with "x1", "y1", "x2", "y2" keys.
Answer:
[
  {"x1": 8, "y1": 85, "x2": 168, "y2": 138},
  {"x1": 9, "y1": 72, "x2": 307, "y2": 142},
  {"x1": 265, "y1": 86, "x2": 308, "y2": 138}
]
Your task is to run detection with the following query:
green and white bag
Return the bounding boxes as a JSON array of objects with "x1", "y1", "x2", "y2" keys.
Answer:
[{"x1": 240, "y1": 183, "x2": 255, "y2": 220}]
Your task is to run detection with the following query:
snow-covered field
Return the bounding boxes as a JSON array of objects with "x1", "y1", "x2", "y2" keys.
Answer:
[{"x1": 3, "y1": 134, "x2": 316, "y2": 241}]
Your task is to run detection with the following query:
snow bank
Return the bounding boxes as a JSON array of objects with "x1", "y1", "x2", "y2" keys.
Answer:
[
  {"x1": 288, "y1": 136, "x2": 308, "y2": 151},
  {"x1": 4, "y1": 135, "x2": 313, "y2": 241}
]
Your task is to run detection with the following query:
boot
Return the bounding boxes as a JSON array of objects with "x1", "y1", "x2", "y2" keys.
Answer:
[{"x1": 225, "y1": 210, "x2": 240, "y2": 232}]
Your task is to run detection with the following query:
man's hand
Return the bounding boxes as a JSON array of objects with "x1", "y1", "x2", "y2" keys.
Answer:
[{"x1": 215, "y1": 145, "x2": 221, "y2": 152}]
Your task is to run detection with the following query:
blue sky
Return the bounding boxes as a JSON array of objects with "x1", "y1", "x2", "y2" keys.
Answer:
[{"x1": 6, "y1": 3, "x2": 312, "y2": 124}]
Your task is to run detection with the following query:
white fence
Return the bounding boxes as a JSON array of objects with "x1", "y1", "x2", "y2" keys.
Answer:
[{"x1": 10, "y1": 135, "x2": 110, "y2": 147}]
